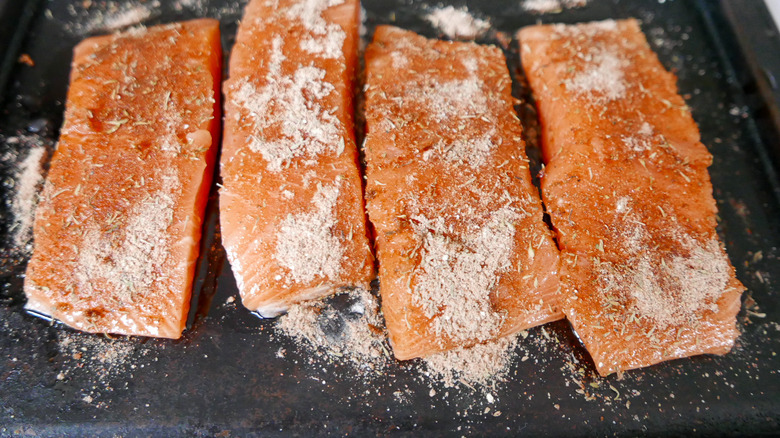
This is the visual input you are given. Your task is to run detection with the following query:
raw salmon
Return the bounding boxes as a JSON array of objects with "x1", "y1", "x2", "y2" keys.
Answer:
[
  {"x1": 363, "y1": 26, "x2": 562, "y2": 360},
  {"x1": 518, "y1": 19, "x2": 745, "y2": 375},
  {"x1": 24, "y1": 20, "x2": 222, "y2": 339},
  {"x1": 220, "y1": 0, "x2": 374, "y2": 316}
]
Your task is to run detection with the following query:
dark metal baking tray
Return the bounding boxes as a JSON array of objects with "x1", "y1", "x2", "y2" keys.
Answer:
[{"x1": 1, "y1": 0, "x2": 779, "y2": 436}]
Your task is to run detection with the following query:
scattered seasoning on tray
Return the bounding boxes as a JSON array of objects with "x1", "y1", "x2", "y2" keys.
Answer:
[
  {"x1": 424, "y1": 6, "x2": 490, "y2": 40},
  {"x1": 274, "y1": 289, "x2": 574, "y2": 408},
  {"x1": 522, "y1": 0, "x2": 589, "y2": 14},
  {"x1": 173, "y1": 0, "x2": 207, "y2": 12},
  {"x1": 420, "y1": 333, "x2": 519, "y2": 389},
  {"x1": 56, "y1": 330, "x2": 153, "y2": 407},
  {"x1": 742, "y1": 293, "x2": 767, "y2": 321},
  {"x1": 275, "y1": 287, "x2": 390, "y2": 378},
  {"x1": 1, "y1": 135, "x2": 48, "y2": 255},
  {"x1": 52, "y1": 0, "x2": 250, "y2": 36},
  {"x1": 17, "y1": 54, "x2": 35, "y2": 67},
  {"x1": 558, "y1": 351, "x2": 642, "y2": 405},
  {"x1": 359, "y1": 5, "x2": 368, "y2": 47},
  {"x1": 58, "y1": 1, "x2": 161, "y2": 35},
  {"x1": 171, "y1": 0, "x2": 249, "y2": 18}
]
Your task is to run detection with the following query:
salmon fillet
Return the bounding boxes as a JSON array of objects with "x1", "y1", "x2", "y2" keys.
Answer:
[
  {"x1": 518, "y1": 19, "x2": 745, "y2": 375},
  {"x1": 364, "y1": 26, "x2": 562, "y2": 361},
  {"x1": 220, "y1": 0, "x2": 374, "y2": 316},
  {"x1": 23, "y1": 20, "x2": 222, "y2": 339}
]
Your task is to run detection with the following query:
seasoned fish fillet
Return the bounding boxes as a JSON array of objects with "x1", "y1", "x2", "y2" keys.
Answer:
[
  {"x1": 518, "y1": 19, "x2": 745, "y2": 375},
  {"x1": 220, "y1": 0, "x2": 374, "y2": 316},
  {"x1": 364, "y1": 26, "x2": 562, "y2": 360},
  {"x1": 24, "y1": 19, "x2": 222, "y2": 338}
]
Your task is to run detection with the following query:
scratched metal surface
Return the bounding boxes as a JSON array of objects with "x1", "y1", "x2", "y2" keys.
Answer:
[{"x1": 0, "y1": 0, "x2": 778, "y2": 436}]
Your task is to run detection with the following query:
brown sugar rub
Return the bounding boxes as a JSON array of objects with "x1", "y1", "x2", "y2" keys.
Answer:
[
  {"x1": 220, "y1": 0, "x2": 374, "y2": 316},
  {"x1": 518, "y1": 19, "x2": 745, "y2": 375},
  {"x1": 24, "y1": 20, "x2": 222, "y2": 338},
  {"x1": 363, "y1": 26, "x2": 562, "y2": 360}
]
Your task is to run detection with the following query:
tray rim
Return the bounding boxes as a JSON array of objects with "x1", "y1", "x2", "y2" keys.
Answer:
[{"x1": 0, "y1": 0, "x2": 779, "y2": 436}]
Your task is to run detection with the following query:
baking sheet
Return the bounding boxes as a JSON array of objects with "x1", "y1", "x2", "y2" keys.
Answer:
[{"x1": 1, "y1": 0, "x2": 779, "y2": 436}]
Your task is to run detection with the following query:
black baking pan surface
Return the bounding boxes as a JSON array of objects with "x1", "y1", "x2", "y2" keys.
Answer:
[{"x1": 1, "y1": 0, "x2": 779, "y2": 436}]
